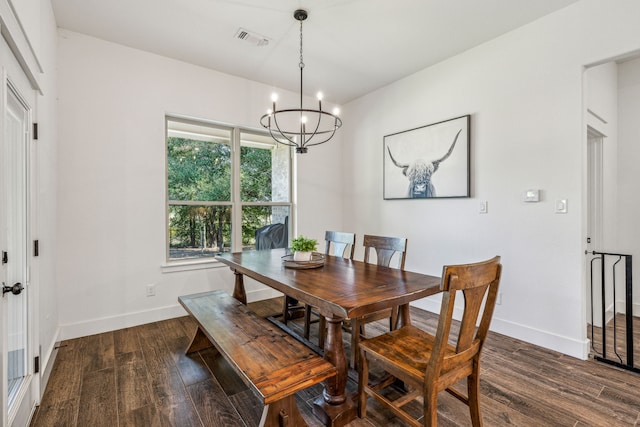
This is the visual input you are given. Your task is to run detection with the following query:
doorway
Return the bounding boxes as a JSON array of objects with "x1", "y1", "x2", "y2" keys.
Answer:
[
  {"x1": 584, "y1": 58, "x2": 640, "y2": 373},
  {"x1": 586, "y1": 126, "x2": 604, "y2": 328}
]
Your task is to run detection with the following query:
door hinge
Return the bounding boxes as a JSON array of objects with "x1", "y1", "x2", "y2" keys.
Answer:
[
  {"x1": 34, "y1": 356, "x2": 40, "y2": 374},
  {"x1": 34, "y1": 240, "x2": 39, "y2": 257},
  {"x1": 1, "y1": 251, "x2": 7, "y2": 264},
  {"x1": 33, "y1": 123, "x2": 38, "y2": 140}
]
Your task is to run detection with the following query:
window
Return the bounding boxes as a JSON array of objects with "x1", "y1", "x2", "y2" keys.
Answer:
[{"x1": 166, "y1": 116, "x2": 292, "y2": 261}]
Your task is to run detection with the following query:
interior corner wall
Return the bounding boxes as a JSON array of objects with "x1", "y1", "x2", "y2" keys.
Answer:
[
  {"x1": 55, "y1": 30, "x2": 343, "y2": 340},
  {"x1": 617, "y1": 56, "x2": 640, "y2": 314},
  {"x1": 340, "y1": 0, "x2": 640, "y2": 359}
]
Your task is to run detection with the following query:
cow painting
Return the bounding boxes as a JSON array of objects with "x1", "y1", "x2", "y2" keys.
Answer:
[{"x1": 387, "y1": 129, "x2": 462, "y2": 198}]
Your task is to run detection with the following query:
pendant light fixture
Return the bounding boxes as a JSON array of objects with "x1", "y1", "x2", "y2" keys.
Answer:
[{"x1": 260, "y1": 9, "x2": 342, "y2": 154}]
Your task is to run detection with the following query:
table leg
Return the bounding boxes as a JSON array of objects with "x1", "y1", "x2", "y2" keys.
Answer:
[
  {"x1": 231, "y1": 269, "x2": 247, "y2": 304},
  {"x1": 312, "y1": 317, "x2": 356, "y2": 427}
]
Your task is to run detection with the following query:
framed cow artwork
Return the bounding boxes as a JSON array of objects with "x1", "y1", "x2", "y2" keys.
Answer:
[{"x1": 383, "y1": 115, "x2": 470, "y2": 200}]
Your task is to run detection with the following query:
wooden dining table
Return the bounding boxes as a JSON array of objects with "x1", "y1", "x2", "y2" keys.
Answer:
[{"x1": 215, "y1": 248, "x2": 441, "y2": 427}]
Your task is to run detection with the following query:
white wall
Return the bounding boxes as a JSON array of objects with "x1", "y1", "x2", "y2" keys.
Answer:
[
  {"x1": 617, "y1": 56, "x2": 640, "y2": 313},
  {"x1": 56, "y1": 30, "x2": 343, "y2": 339},
  {"x1": 340, "y1": 0, "x2": 640, "y2": 359}
]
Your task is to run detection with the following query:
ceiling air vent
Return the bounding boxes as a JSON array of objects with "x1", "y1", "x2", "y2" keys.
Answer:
[{"x1": 234, "y1": 28, "x2": 270, "y2": 47}]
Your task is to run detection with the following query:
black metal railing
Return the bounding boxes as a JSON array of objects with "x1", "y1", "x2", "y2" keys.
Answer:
[{"x1": 587, "y1": 251, "x2": 638, "y2": 373}]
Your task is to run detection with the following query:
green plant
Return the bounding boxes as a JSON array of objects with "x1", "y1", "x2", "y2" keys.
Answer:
[{"x1": 291, "y1": 236, "x2": 318, "y2": 252}]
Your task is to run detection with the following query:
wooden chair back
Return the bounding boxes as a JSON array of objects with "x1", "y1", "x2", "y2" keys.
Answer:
[
  {"x1": 300, "y1": 231, "x2": 356, "y2": 347},
  {"x1": 363, "y1": 234, "x2": 407, "y2": 269},
  {"x1": 429, "y1": 256, "x2": 502, "y2": 384},
  {"x1": 324, "y1": 231, "x2": 356, "y2": 259}
]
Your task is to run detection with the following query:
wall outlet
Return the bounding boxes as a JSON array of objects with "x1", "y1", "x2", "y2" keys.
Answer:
[
  {"x1": 146, "y1": 284, "x2": 156, "y2": 297},
  {"x1": 479, "y1": 201, "x2": 488, "y2": 214},
  {"x1": 496, "y1": 292, "x2": 502, "y2": 305}
]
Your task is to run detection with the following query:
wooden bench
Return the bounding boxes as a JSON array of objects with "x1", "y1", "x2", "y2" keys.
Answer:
[{"x1": 179, "y1": 290, "x2": 337, "y2": 427}]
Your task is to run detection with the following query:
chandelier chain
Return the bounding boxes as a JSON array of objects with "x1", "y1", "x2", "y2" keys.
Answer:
[{"x1": 299, "y1": 19, "x2": 304, "y2": 69}]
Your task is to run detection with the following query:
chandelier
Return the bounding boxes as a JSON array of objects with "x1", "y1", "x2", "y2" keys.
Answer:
[{"x1": 260, "y1": 9, "x2": 342, "y2": 154}]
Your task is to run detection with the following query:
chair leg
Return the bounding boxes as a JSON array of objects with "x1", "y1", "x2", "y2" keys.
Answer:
[
  {"x1": 350, "y1": 319, "x2": 360, "y2": 369},
  {"x1": 390, "y1": 307, "x2": 399, "y2": 330},
  {"x1": 357, "y1": 347, "x2": 369, "y2": 418},
  {"x1": 318, "y1": 316, "x2": 326, "y2": 349},
  {"x1": 468, "y1": 362, "x2": 483, "y2": 427},
  {"x1": 282, "y1": 297, "x2": 290, "y2": 324},
  {"x1": 423, "y1": 387, "x2": 439, "y2": 427},
  {"x1": 303, "y1": 305, "x2": 312, "y2": 339}
]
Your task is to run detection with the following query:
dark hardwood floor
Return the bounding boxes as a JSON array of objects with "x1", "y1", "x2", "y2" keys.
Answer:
[
  {"x1": 588, "y1": 314, "x2": 640, "y2": 371},
  {"x1": 31, "y1": 297, "x2": 640, "y2": 426}
]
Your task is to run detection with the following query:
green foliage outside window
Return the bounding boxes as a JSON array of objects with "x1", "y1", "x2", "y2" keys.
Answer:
[{"x1": 168, "y1": 134, "x2": 284, "y2": 256}]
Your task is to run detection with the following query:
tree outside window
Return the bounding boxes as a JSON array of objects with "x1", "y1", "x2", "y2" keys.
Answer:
[{"x1": 166, "y1": 117, "x2": 291, "y2": 261}]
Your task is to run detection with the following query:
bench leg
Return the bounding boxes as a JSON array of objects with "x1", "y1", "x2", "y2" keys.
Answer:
[
  {"x1": 185, "y1": 326, "x2": 214, "y2": 354},
  {"x1": 259, "y1": 396, "x2": 307, "y2": 427}
]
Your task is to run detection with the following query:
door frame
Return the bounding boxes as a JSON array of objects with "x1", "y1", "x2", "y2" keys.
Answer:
[{"x1": 0, "y1": 36, "x2": 39, "y2": 426}]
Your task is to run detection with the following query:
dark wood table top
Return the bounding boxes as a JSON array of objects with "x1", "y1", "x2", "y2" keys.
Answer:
[{"x1": 216, "y1": 249, "x2": 441, "y2": 320}]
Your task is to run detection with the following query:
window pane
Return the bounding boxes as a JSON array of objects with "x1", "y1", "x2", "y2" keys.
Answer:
[
  {"x1": 242, "y1": 205, "x2": 290, "y2": 251},
  {"x1": 240, "y1": 132, "x2": 290, "y2": 202},
  {"x1": 168, "y1": 205, "x2": 231, "y2": 259},
  {"x1": 167, "y1": 120, "x2": 231, "y2": 202}
]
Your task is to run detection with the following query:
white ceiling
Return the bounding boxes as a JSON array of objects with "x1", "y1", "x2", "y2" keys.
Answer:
[{"x1": 51, "y1": 0, "x2": 579, "y2": 104}]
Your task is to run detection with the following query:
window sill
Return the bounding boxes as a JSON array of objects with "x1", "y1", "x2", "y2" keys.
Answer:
[{"x1": 161, "y1": 258, "x2": 227, "y2": 273}]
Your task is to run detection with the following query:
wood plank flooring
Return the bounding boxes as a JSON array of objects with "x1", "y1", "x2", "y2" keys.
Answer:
[
  {"x1": 31, "y1": 298, "x2": 640, "y2": 426},
  {"x1": 588, "y1": 314, "x2": 640, "y2": 370}
]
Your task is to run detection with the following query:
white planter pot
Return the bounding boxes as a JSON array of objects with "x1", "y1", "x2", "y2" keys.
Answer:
[{"x1": 293, "y1": 251, "x2": 312, "y2": 261}]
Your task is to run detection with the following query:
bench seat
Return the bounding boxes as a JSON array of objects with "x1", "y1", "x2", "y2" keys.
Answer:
[{"x1": 179, "y1": 290, "x2": 337, "y2": 426}]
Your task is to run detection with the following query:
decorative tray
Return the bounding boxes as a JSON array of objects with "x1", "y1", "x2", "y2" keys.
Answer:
[{"x1": 282, "y1": 253, "x2": 325, "y2": 269}]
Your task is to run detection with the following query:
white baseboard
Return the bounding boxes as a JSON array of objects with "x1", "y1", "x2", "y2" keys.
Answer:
[
  {"x1": 60, "y1": 304, "x2": 188, "y2": 340},
  {"x1": 40, "y1": 327, "x2": 61, "y2": 399},
  {"x1": 616, "y1": 300, "x2": 640, "y2": 316},
  {"x1": 411, "y1": 299, "x2": 590, "y2": 361},
  {"x1": 247, "y1": 287, "x2": 282, "y2": 302},
  {"x1": 59, "y1": 288, "x2": 283, "y2": 341}
]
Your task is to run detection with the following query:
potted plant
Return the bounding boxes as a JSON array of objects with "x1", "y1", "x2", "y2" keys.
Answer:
[{"x1": 291, "y1": 236, "x2": 318, "y2": 261}]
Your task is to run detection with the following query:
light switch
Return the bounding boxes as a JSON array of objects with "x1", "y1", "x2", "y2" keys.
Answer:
[
  {"x1": 524, "y1": 189, "x2": 540, "y2": 202},
  {"x1": 555, "y1": 199, "x2": 568, "y2": 214},
  {"x1": 479, "y1": 201, "x2": 488, "y2": 214}
]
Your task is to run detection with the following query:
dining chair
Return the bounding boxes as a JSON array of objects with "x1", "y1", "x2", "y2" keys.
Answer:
[
  {"x1": 347, "y1": 234, "x2": 408, "y2": 368},
  {"x1": 357, "y1": 256, "x2": 502, "y2": 427},
  {"x1": 283, "y1": 231, "x2": 356, "y2": 347}
]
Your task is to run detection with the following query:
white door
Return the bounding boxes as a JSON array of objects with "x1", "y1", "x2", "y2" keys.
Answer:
[
  {"x1": 587, "y1": 126, "x2": 604, "y2": 329},
  {"x1": 0, "y1": 39, "x2": 37, "y2": 426}
]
